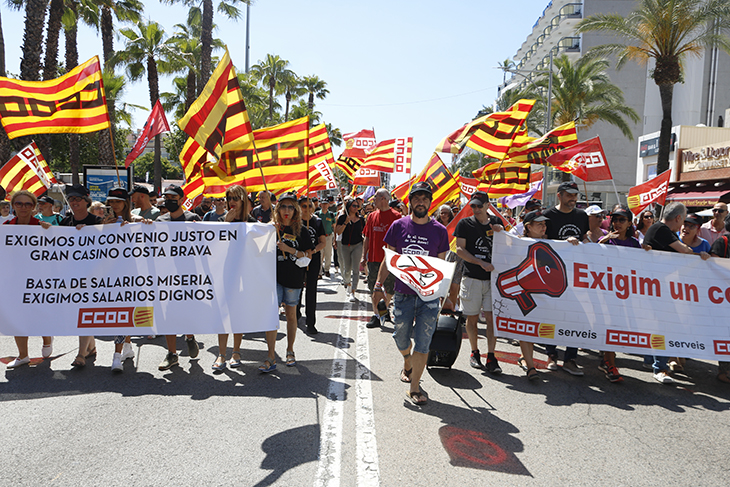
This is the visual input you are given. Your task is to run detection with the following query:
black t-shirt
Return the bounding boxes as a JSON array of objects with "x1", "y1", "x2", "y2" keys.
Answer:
[
  {"x1": 302, "y1": 216, "x2": 325, "y2": 260},
  {"x1": 453, "y1": 215, "x2": 500, "y2": 280},
  {"x1": 337, "y1": 213, "x2": 364, "y2": 245},
  {"x1": 710, "y1": 235, "x2": 730, "y2": 258},
  {"x1": 157, "y1": 210, "x2": 202, "y2": 222},
  {"x1": 643, "y1": 222, "x2": 679, "y2": 252},
  {"x1": 544, "y1": 207, "x2": 589, "y2": 241},
  {"x1": 60, "y1": 213, "x2": 102, "y2": 226},
  {"x1": 252, "y1": 205, "x2": 272, "y2": 223},
  {"x1": 277, "y1": 224, "x2": 314, "y2": 289}
]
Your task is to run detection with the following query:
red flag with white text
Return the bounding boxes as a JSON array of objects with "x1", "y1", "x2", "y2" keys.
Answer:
[
  {"x1": 341, "y1": 129, "x2": 376, "y2": 158},
  {"x1": 546, "y1": 136, "x2": 612, "y2": 182},
  {"x1": 627, "y1": 170, "x2": 671, "y2": 216},
  {"x1": 125, "y1": 100, "x2": 170, "y2": 168}
]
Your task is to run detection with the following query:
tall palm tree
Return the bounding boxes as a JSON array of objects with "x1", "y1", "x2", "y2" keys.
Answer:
[
  {"x1": 249, "y1": 53, "x2": 293, "y2": 122},
  {"x1": 534, "y1": 54, "x2": 640, "y2": 139},
  {"x1": 577, "y1": 0, "x2": 730, "y2": 173},
  {"x1": 280, "y1": 71, "x2": 303, "y2": 122},
  {"x1": 18, "y1": 0, "x2": 47, "y2": 82},
  {"x1": 498, "y1": 58, "x2": 515, "y2": 83},
  {"x1": 112, "y1": 20, "x2": 183, "y2": 193},
  {"x1": 326, "y1": 123, "x2": 342, "y2": 147},
  {"x1": 301, "y1": 75, "x2": 329, "y2": 115},
  {"x1": 63, "y1": 0, "x2": 80, "y2": 183},
  {"x1": 237, "y1": 71, "x2": 273, "y2": 129}
]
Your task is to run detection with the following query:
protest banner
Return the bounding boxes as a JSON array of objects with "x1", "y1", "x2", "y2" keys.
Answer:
[
  {"x1": 384, "y1": 248, "x2": 455, "y2": 302},
  {"x1": 491, "y1": 231, "x2": 730, "y2": 361},
  {"x1": 0, "y1": 222, "x2": 278, "y2": 336}
]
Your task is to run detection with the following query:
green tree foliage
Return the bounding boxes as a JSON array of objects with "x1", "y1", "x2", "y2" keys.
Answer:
[{"x1": 131, "y1": 151, "x2": 182, "y2": 181}]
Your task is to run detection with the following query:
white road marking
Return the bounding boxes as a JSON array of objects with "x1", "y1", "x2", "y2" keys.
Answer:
[{"x1": 355, "y1": 315, "x2": 380, "y2": 486}]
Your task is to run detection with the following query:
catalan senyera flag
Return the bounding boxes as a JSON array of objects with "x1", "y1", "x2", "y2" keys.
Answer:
[
  {"x1": 391, "y1": 175, "x2": 415, "y2": 202},
  {"x1": 359, "y1": 137, "x2": 412, "y2": 173},
  {"x1": 178, "y1": 48, "x2": 254, "y2": 161},
  {"x1": 401, "y1": 154, "x2": 460, "y2": 213},
  {"x1": 435, "y1": 114, "x2": 496, "y2": 155},
  {"x1": 0, "y1": 141, "x2": 58, "y2": 197},
  {"x1": 446, "y1": 204, "x2": 474, "y2": 252},
  {"x1": 507, "y1": 121, "x2": 578, "y2": 164},
  {"x1": 335, "y1": 155, "x2": 363, "y2": 180},
  {"x1": 341, "y1": 129, "x2": 376, "y2": 158},
  {"x1": 466, "y1": 100, "x2": 536, "y2": 160},
  {"x1": 472, "y1": 160, "x2": 531, "y2": 197},
  {"x1": 0, "y1": 56, "x2": 110, "y2": 138},
  {"x1": 308, "y1": 123, "x2": 337, "y2": 190}
]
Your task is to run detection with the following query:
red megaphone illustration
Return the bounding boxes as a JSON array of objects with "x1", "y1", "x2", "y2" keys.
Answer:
[{"x1": 496, "y1": 241, "x2": 567, "y2": 315}]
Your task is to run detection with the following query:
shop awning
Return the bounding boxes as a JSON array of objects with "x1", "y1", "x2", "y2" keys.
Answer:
[{"x1": 666, "y1": 187, "x2": 730, "y2": 207}]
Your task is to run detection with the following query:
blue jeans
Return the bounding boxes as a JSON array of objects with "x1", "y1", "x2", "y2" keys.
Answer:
[
  {"x1": 277, "y1": 284, "x2": 302, "y2": 307},
  {"x1": 392, "y1": 292, "x2": 440, "y2": 354},
  {"x1": 544, "y1": 345, "x2": 578, "y2": 362},
  {"x1": 648, "y1": 355, "x2": 668, "y2": 373}
]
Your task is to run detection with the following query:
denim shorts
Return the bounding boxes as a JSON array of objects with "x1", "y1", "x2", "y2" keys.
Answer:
[
  {"x1": 277, "y1": 283, "x2": 302, "y2": 307},
  {"x1": 392, "y1": 292, "x2": 440, "y2": 354}
]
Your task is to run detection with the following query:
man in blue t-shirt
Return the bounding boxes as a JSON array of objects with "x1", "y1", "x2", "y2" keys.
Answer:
[{"x1": 373, "y1": 182, "x2": 450, "y2": 406}]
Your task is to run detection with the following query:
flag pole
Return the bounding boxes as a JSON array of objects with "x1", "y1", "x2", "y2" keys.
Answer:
[
  {"x1": 609, "y1": 178, "x2": 622, "y2": 205},
  {"x1": 107, "y1": 125, "x2": 122, "y2": 187},
  {"x1": 582, "y1": 180, "x2": 588, "y2": 206},
  {"x1": 251, "y1": 139, "x2": 269, "y2": 193}
]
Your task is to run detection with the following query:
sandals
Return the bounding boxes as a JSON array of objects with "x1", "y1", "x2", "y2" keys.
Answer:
[
  {"x1": 518, "y1": 357, "x2": 528, "y2": 371},
  {"x1": 229, "y1": 353, "x2": 242, "y2": 368},
  {"x1": 212, "y1": 355, "x2": 227, "y2": 371},
  {"x1": 286, "y1": 352, "x2": 296, "y2": 367},
  {"x1": 85, "y1": 348, "x2": 97, "y2": 359},
  {"x1": 400, "y1": 368, "x2": 413, "y2": 383},
  {"x1": 71, "y1": 356, "x2": 86, "y2": 368},
  {"x1": 258, "y1": 359, "x2": 277, "y2": 373},
  {"x1": 526, "y1": 367, "x2": 541, "y2": 381},
  {"x1": 406, "y1": 390, "x2": 427, "y2": 405}
]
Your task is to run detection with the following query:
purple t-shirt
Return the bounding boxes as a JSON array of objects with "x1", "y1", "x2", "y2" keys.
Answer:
[
  {"x1": 383, "y1": 216, "x2": 450, "y2": 295},
  {"x1": 606, "y1": 236, "x2": 641, "y2": 248}
]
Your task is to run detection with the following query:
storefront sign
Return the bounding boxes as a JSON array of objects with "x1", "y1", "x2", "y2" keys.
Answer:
[{"x1": 682, "y1": 142, "x2": 730, "y2": 172}]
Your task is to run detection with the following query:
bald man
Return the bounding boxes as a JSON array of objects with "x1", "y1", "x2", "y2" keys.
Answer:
[{"x1": 699, "y1": 202, "x2": 730, "y2": 245}]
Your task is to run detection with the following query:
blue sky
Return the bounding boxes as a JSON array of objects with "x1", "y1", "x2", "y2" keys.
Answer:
[{"x1": 2, "y1": 0, "x2": 548, "y2": 185}]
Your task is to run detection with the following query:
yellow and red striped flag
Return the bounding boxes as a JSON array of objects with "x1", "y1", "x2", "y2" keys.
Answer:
[
  {"x1": 466, "y1": 100, "x2": 535, "y2": 160},
  {"x1": 335, "y1": 155, "x2": 362, "y2": 180},
  {"x1": 0, "y1": 57, "x2": 110, "y2": 138},
  {"x1": 308, "y1": 123, "x2": 337, "y2": 190},
  {"x1": 359, "y1": 137, "x2": 412, "y2": 173},
  {"x1": 415, "y1": 154, "x2": 461, "y2": 214},
  {"x1": 0, "y1": 141, "x2": 58, "y2": 197},
  {"x1": 391, "y1": 175, "x2": 416, "y2": 202},
  {"x1": 472, "y1": 160, "x2": 531, "y2": 197},
  {"x1": 178, "y1": 49, "x2": 254, "y2": 161},
  {"x1": 507, "y1": 121, "x2": 578, "y2": 164}
]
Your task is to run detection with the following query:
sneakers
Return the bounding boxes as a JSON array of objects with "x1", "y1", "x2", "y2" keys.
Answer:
[
  {"x1": 562, "y1": 360, "x2": 584, "y2": 376},
  {"x1": 111, "y1": 352, "x2": 123, "y2": 373},
  {"x1": 485, "y1": 354, "x2": 502, "y2": 375},
  {"x1": 158, "y1": 353, "x2": 179, "y2": 371},
  {"x1": 654, "y1": 370, "x2": 675, "y2": 384},
  {"x1": 349, "y1": 293, "x2": 357, "y2": 303},
  {"x1": 546, "y1": 354, "x2": 559, "y2": 371},
  {"x1": 597, "y1": 360, "x2": 609, "y2": 374},
  {"x1": 7, "y1": 356, "x2": 30, "y2": 369},
  {"x1": 186, "y1": 337, "x2": 199, "y2": 358},
  {"x1": 469, "y1": 350, "x2": 483, "y2": 369},
  {"x1": 366, "y1": 314, "x2": 380, "y2": 329},
  {"x1": 121, "y1": 342, "x2": 135, "y2": 361},
  {"x1": 41, "y1": 338, "x2": 53, "y2": 358},
  {"x1": 605, "y1": 364, "x2": 624, "y2": 383}
]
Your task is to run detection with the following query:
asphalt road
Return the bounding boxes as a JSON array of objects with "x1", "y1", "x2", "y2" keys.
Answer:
[{"x1": 2, "y1": 267, "x2": 730, "y2": 486}]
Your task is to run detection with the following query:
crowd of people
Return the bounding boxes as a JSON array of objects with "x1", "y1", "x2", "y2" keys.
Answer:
[{"x1": 2, "y1": 179, "x2": 729, "y2": 406}]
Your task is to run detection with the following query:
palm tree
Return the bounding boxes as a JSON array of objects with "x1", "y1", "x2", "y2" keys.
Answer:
[
  {"x1": 237, "y1": 71, "x2": 272, "y2": 129},
  {"x1": 576, "y1": 0, "x2": 730, "y2": 173},
  {"x1": 301, "y1": 75, "x2": 329, "y2": 114},
  {"x1": 63, "y1": 0, "x2": 80, "y2": 183},
  {"x1": 326, "y1": 123, "x2": 342, "y2": 147},
  {"x1": 113, "y1": 20, "x2": 182, "y2": 193},
  {"x1": 288, "y1": 99, "x2": 320, "y2": 125},
  {"x1": 498, "y1": 58, "x2": 515, "y2": 83},
  {"x1": 249, "y1": 53, "x2": 293, "y2": 122},
  {"x1": 18, "y1": 0, "x2": 47, "y2": 82},
  {"x1": 280, "y1": 71, "x2": 303, "y2": 122},
  {"x1": 533, "y1": 54, "x2": 640, "y2": 139}
]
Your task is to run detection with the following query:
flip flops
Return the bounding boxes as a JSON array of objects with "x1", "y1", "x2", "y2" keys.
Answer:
[
  {"x1": 518, "y1": 357, "x2": 529, "y2": 371},
  {"x1": 400, "y1": 368, "x2": 413, "y2": 383},
  {"x1": 406, "y1": 390, "x2": 427, "y2": 405},
  {"x1": 527, "y1": 367, "x2": 541, "y2": 381}
]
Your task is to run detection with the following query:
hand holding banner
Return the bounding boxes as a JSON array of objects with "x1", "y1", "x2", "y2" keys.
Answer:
[{"x1": 384, "y1": 247, "x2": 455, "y2": 301}]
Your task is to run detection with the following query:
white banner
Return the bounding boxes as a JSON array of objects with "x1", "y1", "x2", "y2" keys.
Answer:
[
  {"x1": 0, "y1": 222, "x2": 279, "y2": 336},
  {"x1": 384, "y1": 248, "x2": 455, "y2": 301},
  {"x1": 491, "y1": 232, "x2": 730, "y2": 361}
]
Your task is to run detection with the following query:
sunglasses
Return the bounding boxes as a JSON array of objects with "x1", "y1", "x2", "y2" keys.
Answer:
[
  {"x1": 13, "y1": 202, "x2": 34, "y2": 209},
  {"x1": 67, "y1": 196, "x2": 84, "y2": 203},
  {"x1": 226, "y1": 196, "x2": 241, "y2": 202},
  {"x1": 470, "y1": 203, "x2": 484, "y2": 209},
  {"x1": 611, "y1": 217, "x2": 628, "y2": 223},
  {"x1": 280, "y1": 204, "x2": 296, "y2": 211},
  {"x1": 713, "y1": 208, "x2": 727, "y2": 213},
  {"x1": 642, "y1": 215, "x2": 654, "y2": 219}
]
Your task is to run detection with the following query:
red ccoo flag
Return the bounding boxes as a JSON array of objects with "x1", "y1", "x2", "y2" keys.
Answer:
[
  {"x1": 546, "y1": 136, "x2": 613, "y2": 182},
  {"x1": 341, "y1": 129, "x2": 376, "y2": 158},
  {"x1": 627, "y1": 170, "x2": 671, "y2": 216},
  {"x1": 125, "y1": 100, "x2": 170, "y2": 168}
]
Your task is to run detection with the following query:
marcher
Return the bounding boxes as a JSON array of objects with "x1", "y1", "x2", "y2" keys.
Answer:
[
  {"x1": 583, "y1": 205, "x2": 607, "y2": 243},
  {"x1": 299, "y1": 196, "x2": 326, "y2": 335},
  {"x1": 362, "y1": 188, "x2": 401, "y2": 329},
  {"x1": 259, "y1": 192, "x2": 313, "y2": 372},
  {"x1": 335, "y1": 199, "x2": 365, "y2": 302},
  {"x1": 635, "y1": 210, "x2": 655, "y2": 244},
  {"x1": 373, "y1": 182, "x2": 450, "y2": 405},
  {"x1": 0, "y1": 200, "x2": 13, "y2": 224},
  {"x1": 252, "y1": 190, "x2": 273, "y2": 223},
  {"x1": 3, "y1": 190, "x2": 54, "y2": 369},
  {"x1": 193, "y1": 196, "x2": 212, "y2": 218},
  {"x1": 130, "y1": 185, "x2": 160, "y2": 220},
  {"x1": 699, "y1": 202, "x2": 729, "y2": 245},
  {"x1": 709, "y1": 213, "x2": 730, "y2": 384},
  {"x1": 315, "y1": 196, "x2": 337, "y2": 278},
  {"x1": 454, "y1": 190, "x2": 504, "y2": 374},
  {"x1": 543, "y1": 181, "x2": 587, "y2": 375},
  {"x1": 34, "y1": 194, "x2": 62, "y2": 225},
  {"x1": 89, "y1": 200, "x2": 106, "y2": 219},
  {"x1": 156, "y1": 185, "x2": 201, "y2": 370},
  {"x1": 436, "y1": 204, "x2": 453, "y2": 226},
  {"x1": 203, "y1": 196, "x2": 228, "y2": 221}
]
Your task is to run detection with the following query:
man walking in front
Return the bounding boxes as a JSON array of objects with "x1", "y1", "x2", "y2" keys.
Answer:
[{"x1": 373, "y1": 182, "x2": 450, "y2": 405}]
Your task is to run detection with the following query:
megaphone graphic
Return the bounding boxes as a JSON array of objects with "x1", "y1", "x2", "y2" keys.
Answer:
[{"x1": 496, "y1": 241, "x2": 567, "y2": 315}]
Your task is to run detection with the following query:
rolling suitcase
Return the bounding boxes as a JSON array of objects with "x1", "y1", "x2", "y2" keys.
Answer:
[{"x1": 427, "y1": 310, "x2": 464, "y2": 369}]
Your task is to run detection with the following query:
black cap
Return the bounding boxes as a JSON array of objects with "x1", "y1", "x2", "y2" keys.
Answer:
[
  {"x1": 523, "y1": 210, "x2": 549, "y2": 224},
  {"x1": 525, "y1": 198, "x2": 542, "y2": 211},
  {"x1": 469, "y1": 190, "x2": 489, "y2": 206},
  {"x1": 38, "y1": 195, "x2": 54, "y2": 204},
  {"x1": 409, "y1": 181, "x2": 432, "y2": 198},
  {"x1": 279, "y1": 191, "x2": 298, "y2": 202},
  {"x1": 610, "y1": 208, "x2": 633, "y2": 221},
  {"x1": 389, "y1": 200, "x2": 401, "y2": 209},
  {"x1": 311, "y1": 197, "x2": 318, "y2": 202},
  {"x1": 325, "y1": 195, "x2": 335, "y2": 203},
  {"x1": 558, "y1": 181, "x2": 579, "y2": 194},
  {"x1": 131, "y1": 185, "x2": 150, "y2": 196},
  {"x1": 684, "y1": 213, "x2": 703, "y2": 226},
  {"x1": 106, "y1": 186, "x2": 129, "y2": 201},
  {"x1": 297, "y1": 195, "x2": 310, "y2": 204},
  {"x1": 162, "y1": 185, "x2": 184, "y2": 198},
  {"x1": 65, "y1": 184, "x2": 89, "y2": 198}
]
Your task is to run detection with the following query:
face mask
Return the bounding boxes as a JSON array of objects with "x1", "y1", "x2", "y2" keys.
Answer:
[{"x1": 164, "y1": 199, "x2": 180, "y2": 212}]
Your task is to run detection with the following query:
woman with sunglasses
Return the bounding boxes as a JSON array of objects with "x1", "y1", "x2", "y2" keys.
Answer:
[
  {"x1": 635, "y1": 210, "x2": 655, "y2": 244},
  {"x1": 211, "y1": 185, "x2": 255, "y2": 371},
  {"x1": 595, "y1": 207, "x2": 641, "y2": 382},
  {"x1": 259, "y1": 192, "x2": 313, "y2": 372},
  {"x1": 335, "y1": 199, "x2": 365, "y2": 302},
  {"x1": 4, "y1": 191, "x2": 54, "y2": 368}
]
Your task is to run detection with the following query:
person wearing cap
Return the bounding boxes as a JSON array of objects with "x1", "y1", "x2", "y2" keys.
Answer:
[
  {"x1": 508, "y1": 198, "x2": 542, "y2": 237},
  {"x1": 252, "y1": 190, "x2": 273, "y2": 223},
  {"x1": 315, "y1": 196, "x2": 337, "y2": 278},
  {"x1": 335, "y1": 198, "x2": 365, "y2": 302},
  {"x1": 362, "y1": 188, "x2": 402, "y2": 329},
  {"x1": 298, "y1": 196, "x2": 326, "y2": 335},
  {"x1": 311, "y1": 196, "x2": 320, "y2": 212},
  {"x1": 583, "y1": 205, "x2": 607, "y2": 243},
  {"x1": 373, "y1": 182, "x2": 450, "y2": 405},
  {"x1": 130, "y1": 185, "x2": 160, "y2": 221},
  {"x1": 259, "y1": 191, "x2": 314, "y2": 372},
  {"x1": 542, "y1": 180, "x2": 588, "y2": 375},
  {"x1": 454, "y1": 190, "x2": 504, "y2": 375},
  {"x1": 34, "y1": 194, "x2": 62, "y2": 226},
  {"x1": 156, "y1": 184, "x2": 202, "y2": 370},
  {"x1": 699, "y1": 202, "x2": 729, "y2": 245}
]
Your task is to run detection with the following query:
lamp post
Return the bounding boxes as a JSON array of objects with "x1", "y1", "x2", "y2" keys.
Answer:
[{"x1": 245, "y1": 3, "x2": 251, "y2": 74}]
